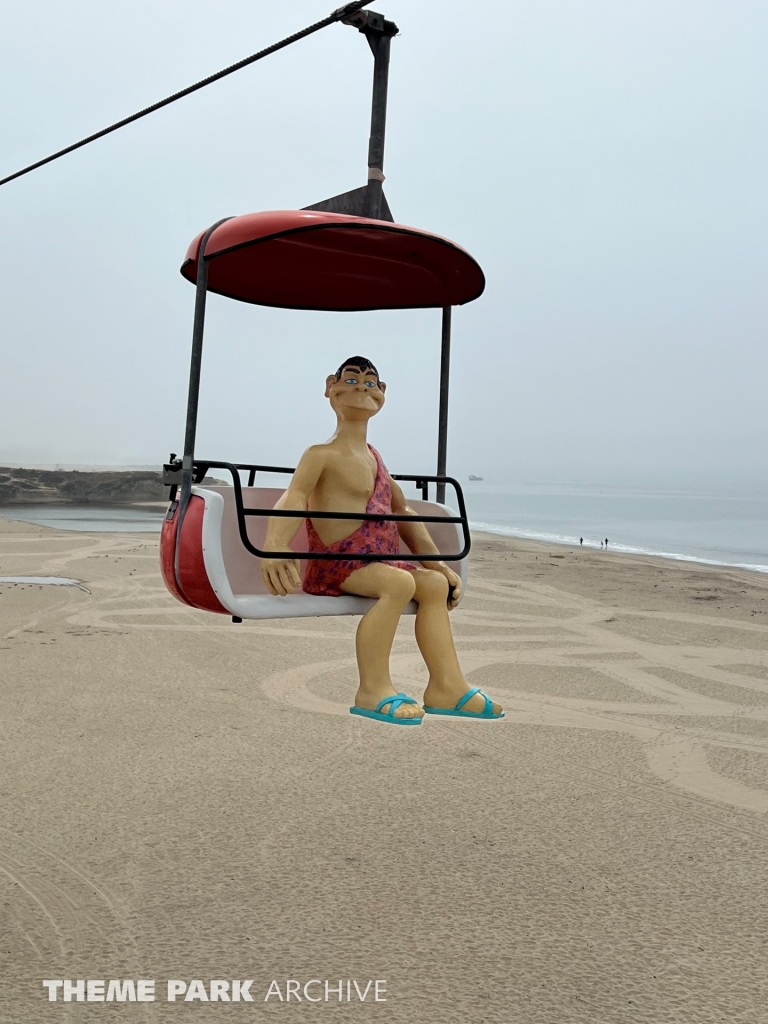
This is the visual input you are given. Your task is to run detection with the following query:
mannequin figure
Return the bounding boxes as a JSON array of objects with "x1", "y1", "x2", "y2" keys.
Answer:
[{"x1": 260, "y1": 357, "x2": 503, "y2": 726}]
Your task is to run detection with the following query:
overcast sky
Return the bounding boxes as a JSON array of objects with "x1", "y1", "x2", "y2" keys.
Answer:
[{"x1": 1, "y1": 1, "x2": 766, "y2": 489}]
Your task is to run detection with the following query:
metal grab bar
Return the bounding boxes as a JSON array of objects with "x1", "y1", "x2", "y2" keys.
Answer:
[
  {"x1": 183, "y1": 459, "x2": 471, "y2": 562},
  {"x1": 245, "y1": 508, "x2": 463, "y2": 523},
  {"x1": 166, "y1": 460, "x2": 441, "y2": 502}
]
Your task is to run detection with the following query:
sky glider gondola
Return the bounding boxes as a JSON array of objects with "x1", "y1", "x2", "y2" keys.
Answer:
[{"x1": 160, "y1": 8, "x2": 486, "y2": 621}]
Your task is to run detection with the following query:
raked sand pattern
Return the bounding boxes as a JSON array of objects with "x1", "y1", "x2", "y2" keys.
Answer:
[{"x1": 1, "y1": 518, "x2": 767, "y2": 1023}]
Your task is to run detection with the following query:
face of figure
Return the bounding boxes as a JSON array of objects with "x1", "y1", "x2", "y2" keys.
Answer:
[{"x1": 325, "y1": 364, "x2": 386, "y2": 420}]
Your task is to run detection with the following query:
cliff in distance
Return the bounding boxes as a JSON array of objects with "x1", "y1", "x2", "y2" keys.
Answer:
[{"x1": 0, "y1": 467, "x2": 224, "y2": 505}]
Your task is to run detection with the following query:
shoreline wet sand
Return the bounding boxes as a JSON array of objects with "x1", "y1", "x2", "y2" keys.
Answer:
[{"x1": 1, "y1": 517, "x2": 767, "y2": 1022}]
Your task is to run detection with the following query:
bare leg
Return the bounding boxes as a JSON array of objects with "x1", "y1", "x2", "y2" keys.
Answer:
[
  {"x1": 412, "y1": 569, "x2": 503, "y2": 716},
  {"x1": 340, "y1": 563, "x2": 422, "y2": 720}
]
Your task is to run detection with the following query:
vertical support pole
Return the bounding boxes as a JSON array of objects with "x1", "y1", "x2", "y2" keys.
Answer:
[
  {"x1": 180, "y1": 219, "x2": 230, "y2": 509},
  {"x1": 365, "y1": 31, "x2": 391, "y2": 220},
  {"x1": 436, "y1": 306, "x2": 452, "y2": 504},
  {"x1": 180, "y1": 254, "x2": 210, "y2": 508}
]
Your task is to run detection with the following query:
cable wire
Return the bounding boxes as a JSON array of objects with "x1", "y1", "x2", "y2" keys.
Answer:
[{"x1": 0, "y1": 2, "x2": 368, "y2": 189}]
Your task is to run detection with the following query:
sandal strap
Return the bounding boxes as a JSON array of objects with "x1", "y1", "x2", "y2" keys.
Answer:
[
  {"x1": 454, "y1": 687, "x2": 480, "y2": 712},
  {"x1": 454, "y1": 688, "x2": 493, "y2": 714},
  {"x1": 374, "y1": 692, "x2": 417, "y2": 715}
]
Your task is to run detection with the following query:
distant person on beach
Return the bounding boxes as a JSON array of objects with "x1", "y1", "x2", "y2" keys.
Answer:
[
  {"x1": 580, "y1": 537, "x2": 583, "y2": 546},
  {"x1": 259, "y1": 357, "x2": 503, "y2": 726},
  {"x1": 605, "y1": 538, "x2": 609, "y2": 549},
  {"x1": 600, "y1": 541, "x2": 604, "y2": 550}
]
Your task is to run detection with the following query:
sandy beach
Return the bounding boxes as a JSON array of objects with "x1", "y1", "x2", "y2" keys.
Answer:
[{"x1": 1, "y1": 517, "x2": 767, "y2": 1023}]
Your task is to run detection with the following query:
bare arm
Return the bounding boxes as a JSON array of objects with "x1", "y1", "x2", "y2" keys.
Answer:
[
  {"x1": 390, "y1": 477, "x2": 462, "y2": 609},
  {"x1": 260, "y1": 446, "x2": 326, "y2": 596}
]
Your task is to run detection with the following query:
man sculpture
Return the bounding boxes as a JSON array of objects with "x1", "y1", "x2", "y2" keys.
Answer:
[{"x1": 260, "y1": 357, "x2": 503, "y2": 726}]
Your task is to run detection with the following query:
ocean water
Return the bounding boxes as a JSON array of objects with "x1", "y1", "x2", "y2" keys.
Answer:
[
  {"x1": 0, "y1": 504, "x2": 165, "y2": 532},
  {"x1": 461, "y1": 486, "x2": 768, "y2": 574},
  {"x1": 1, "y1": 487, "x2": 767, "y2": 574}
]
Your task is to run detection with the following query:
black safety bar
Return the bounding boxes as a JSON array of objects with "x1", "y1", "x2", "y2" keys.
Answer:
[
  {"x1": 167, "y1": 459, "x2": 437, "y2": 500},
  {"x1": 170, "y1": 459, "x2": 471, "y2": 562}
]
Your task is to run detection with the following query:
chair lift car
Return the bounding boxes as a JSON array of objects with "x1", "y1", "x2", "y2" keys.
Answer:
[{"x1": 159, "y1": 8, "x2": 485, "y2": 622}]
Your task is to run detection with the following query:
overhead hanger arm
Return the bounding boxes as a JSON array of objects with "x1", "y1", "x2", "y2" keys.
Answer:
[
  {"x1": 303, "y1": 9, "x2": 399, "y2": 221},
  {"x1": 344, "y1": 10, "x2": 399, "y2": 219}
]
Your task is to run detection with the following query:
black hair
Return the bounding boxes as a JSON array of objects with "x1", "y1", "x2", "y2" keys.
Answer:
[{"x1": 335, "y1": 356, "x2": 379, "y2": 381}]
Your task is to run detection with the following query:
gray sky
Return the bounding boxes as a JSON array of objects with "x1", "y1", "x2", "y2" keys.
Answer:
[{"x1": 1, "y1": 1, "x2": 766, "y2": 488}]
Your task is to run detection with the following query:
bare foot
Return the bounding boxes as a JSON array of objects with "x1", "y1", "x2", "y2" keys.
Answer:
[
  {"x1": 422, "y1": 682, "x2": 503, "y2": 717},
  {"x1": 354, "y1": 687, "x2": 424, "y2": 721}
]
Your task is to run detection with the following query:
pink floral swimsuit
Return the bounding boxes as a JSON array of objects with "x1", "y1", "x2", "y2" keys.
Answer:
[{"x1": 302, "y1": 445, "x2": 417, "y2": 597}]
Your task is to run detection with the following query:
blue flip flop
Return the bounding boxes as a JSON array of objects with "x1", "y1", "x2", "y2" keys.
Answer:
[
  {"x1": 423, "y1": 687, "x2": 504, "y2": 720},
  {"x1": 350, "y1": 693, "x2": 422, "y2": 726}
]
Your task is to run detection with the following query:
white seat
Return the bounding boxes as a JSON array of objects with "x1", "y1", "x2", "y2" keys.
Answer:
[{"x1": 194, "y1": 485, "x2": 468, "y2": 620}]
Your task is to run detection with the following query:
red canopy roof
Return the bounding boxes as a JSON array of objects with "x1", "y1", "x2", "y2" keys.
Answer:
[{"x1": 181, "y1": 210, "x2": 485, "y2": 311}]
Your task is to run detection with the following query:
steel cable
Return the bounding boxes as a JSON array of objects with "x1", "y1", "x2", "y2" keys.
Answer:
[{"x1": 0, "y1": 2, "x2": 368, "y2": 189}]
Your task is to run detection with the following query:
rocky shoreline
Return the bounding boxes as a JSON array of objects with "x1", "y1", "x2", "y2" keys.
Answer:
[{"x1": 0, "y1": 466, "x2": 198, "y2": 505}]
